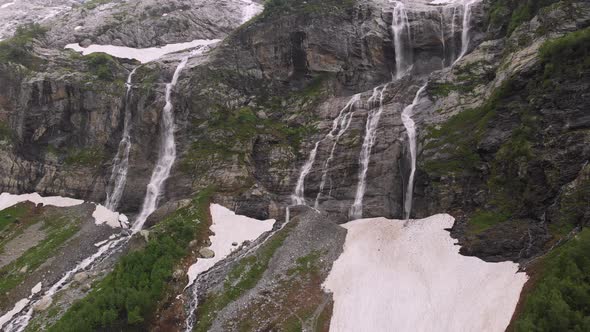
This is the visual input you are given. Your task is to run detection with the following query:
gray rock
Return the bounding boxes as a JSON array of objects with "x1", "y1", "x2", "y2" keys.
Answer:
[{"x1": 198, "y1": 248, "x2": 215, "y2": 259}]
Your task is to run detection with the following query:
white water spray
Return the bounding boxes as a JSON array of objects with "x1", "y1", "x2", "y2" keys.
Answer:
[
  {"x1": 105, "y1": 67, "x2": 138, "y2": 211},
  {"x1": 453, "y1": 0, "x2": 478, "y2": 65},
  {"x1": 392, "y1": 1, "x2": 412, "y2": 79},
  {"x1": 349, "y1": 85, "x2": 388, "y2": 220},
  {"x1": 313, "y1": 94, "x2": 361, "y2": 208},
  {"x1": 401, "y1": 84, "x2": 427, "y2": 220},
  {"x1": 292, "y1": 94, "x2": 360, "y2": 206},
  {"x1": 133, "y1": 56, "x2": 190, "y2": 232}
]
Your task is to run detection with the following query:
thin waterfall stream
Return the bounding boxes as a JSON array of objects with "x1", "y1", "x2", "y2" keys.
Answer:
[
  {"x1": 349, "y1": 84, "x2": 388, "y2": 220},
  {"x1": 105, "y1": 67, "x2": 138, "y2": 211}
]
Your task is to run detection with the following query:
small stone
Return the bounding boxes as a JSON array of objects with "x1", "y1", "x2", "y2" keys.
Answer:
[
  {"x1": 19, "y1": 265, "x2": 28, "y2": 273},
  {"x1": 74, "y1": 272, "x2": 89, "y2": 283},
  {"x1": 232, "y1": 242, "x2": 238, "y2": 246},
  {"x1": 199, "y1": 248, "x2": 215, "y2": 258},
  {"x1": 173, "y1": 269, "x2": 184, "y2": 280},
  {"x1": 33, "y1": 296, "x2": 52, "y2": 312},
  {"x1": 139, "y1": 230, "x2": 150, "y2": 242},
  {"x1": 189, "y1": 240, "x2": 198, "y2": 248}
]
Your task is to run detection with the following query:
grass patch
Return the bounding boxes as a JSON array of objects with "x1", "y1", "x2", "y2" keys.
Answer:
[
  {"x1": 0, "y1": 212, "x2": 81, "y2": 297},
  {"x1": 83, "y1": 0, "x2": 112, "y2": 10},
  {"x1": 467, "y1": 210, "x2": 512, "y2": 234},
  {"x1": 64, "y1": 147, "x2": 106, "y2": 167},
  {"x1": 287, "y1": 250, "x2": 322, "y2": 276},
  {"x1": 0, "y1": 23, "x2": 47, "y2": 69},
  {"x1": 49, "y1": 188, "x2": 214, "y2": 331},
  {"x1": 194, "y1": 220, "x2": 297, "y2": 332},
  {"x1": 513, "y1": 228, "x2": 590, "y2": 331},
  {"x1": 539, "y1": 26, "x2": 590, "y2": 81},
  {"x1": 489, "y1": 0, "x2": 561, "y2": 35},
  {"x1": 81, "y1": 52, "x2": 121, "y2": 81}
]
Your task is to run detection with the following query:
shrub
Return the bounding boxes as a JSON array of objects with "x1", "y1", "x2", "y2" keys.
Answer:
[
  {"x1": 0, "y1": 23, "x2": 47, "y2": 69},
  {"x1": 514, "y1": 229, "x2": 590, "y2": 331}
]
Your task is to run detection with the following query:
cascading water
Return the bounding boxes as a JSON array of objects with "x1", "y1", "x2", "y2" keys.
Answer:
[
  {"x1": 0, "y1": 50, "x2": 205, "y2": 332},
  {"x1": 313, "y1": 94, "x2": 361, "y2": 208},
  {"x1": 292, "y1": 94, "x2": 360, "y2": 206},
  {"x1": 104, "y1": 67, "x2": 138, "y2": 211},
  {"x1": 401, "y1": 84, "x2": 427, "y2": 220},
  {"x1": 349, "y1": 85, "x2": 388, "y2": 220},
  {"x1": 453, "y1": 0, "x2": 478, "y2": 65},
  {"x1": 392, "y1": 1, "x2": 412, "y2": 79},
  {"x1": 132, "y1": 55, "x2": 190, "y2": 232}
]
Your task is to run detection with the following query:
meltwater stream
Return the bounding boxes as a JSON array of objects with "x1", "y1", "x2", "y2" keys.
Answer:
[{"x1": 105, "y1": 67, "x2": 138, "y2": 211}]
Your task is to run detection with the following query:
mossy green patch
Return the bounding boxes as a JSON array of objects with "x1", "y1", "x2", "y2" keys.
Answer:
[
  {"x1": 513, "y1": 228, "x2": 590, "y2": 331},
  {"x1": 64, "y1": 146, "x2": 106, "y2": 167},
  {"x1": 0, "y1": 211, "x2": 81, "y2": 298},
  {"x1": 0, "y1": 23, "x2": 47, "y2": 70}
]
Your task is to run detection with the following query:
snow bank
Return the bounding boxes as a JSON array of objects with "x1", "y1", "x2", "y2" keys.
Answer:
[
  {"x1": 64, "y1": 39, "x2": 221, "y2": 63},
  {"x1": 239, "y1": 0, "x2": 263, "y2": 23},
  {"x1": 91, "y1": 204, "x2": 128, "y2": 228},
  {"x1": 0, "y1": 192, "x2": 126, "y2": 228},
  {"x1": 0, "y1": 2, "x2": 15, "y2": 9},
  {"x1": 186, "y1": 204, "x2": 275, "y2": 287},
  {"x1": 324, "y1": 214, "x2": 528, "y2": 332},
  {"x1": 0, "y1": 192, "x2": 83, "y2": 211}
]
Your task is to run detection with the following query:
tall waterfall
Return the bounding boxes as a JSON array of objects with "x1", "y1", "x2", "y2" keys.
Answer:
[
  {"x1": 292, "y1": 94, "x2": 360, "y2": 206},
  {"x1": 349, "y1": 85, "x2": 388, "y2": 220},
  {"x1": 392, "y1": 1, "x2": 412, "y2": 79},
  {"x1": 401, "y1": 84, "x2": 427, "y2": 220},
  {"x1": 104, "y1": 67, "x2": 138, "y2": 211},
  {"x1": 453, "y1": 0, "x2": 478, "y2": 65},
  {"x1": 132, "y1": 56, "x2": 189, "y2": 232},
  {"x1": 314, "y1": 94, "x2": 360, "y2": 208}
]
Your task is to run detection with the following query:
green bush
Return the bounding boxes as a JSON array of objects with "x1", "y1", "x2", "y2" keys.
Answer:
[
  {"x1": 49, "y1": 189, "x2": 213, "y2": 331},
  {"x1": 83, "y1": 53, "x2": 118, "y2": 81},
  {"x1": 489, "y1": 0, "x2": 560, "y2": 35},
  {"x1": 0, "y1": 23, "x2": 47, "y2": 69},
  {"x1": 539, "y1": 26, "x2": 590, "y2": 78},
  {"x1": 64, "y1": 147, "x2": 105, "y2": 167},
  {"x1": 514, "y1": 229, "x2": 590, "y2": 331}
]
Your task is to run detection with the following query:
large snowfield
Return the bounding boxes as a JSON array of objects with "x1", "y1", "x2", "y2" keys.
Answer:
[{"x1": 324, "y1": 214, "x2": 528, "y2": 332}]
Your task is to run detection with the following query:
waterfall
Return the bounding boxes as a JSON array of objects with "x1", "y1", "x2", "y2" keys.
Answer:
[
  {"x1": 292, "y1": 94, "x2": 360, "y2": 206},
  {"x1": 392, "y1": 1, "x2": 412, "y2": 79},
  {"x1": 401, "y1": 84, "x2": 427, "y2": 220},
  {"x1": 132, "y1": 56, "x2": 189, "y2": 232},
  {"x1": 314, "y1": 94, "x2": 360, "y2": 208},
  {"x1": 453, "y1": 0, "x2": 478, "y2": 65},
  {"x1": 349, "y1": 85, "x2": 388, "y2": 220},
  {"x1": 104, "y1": 67, "x2": 138, "y2": 211}
]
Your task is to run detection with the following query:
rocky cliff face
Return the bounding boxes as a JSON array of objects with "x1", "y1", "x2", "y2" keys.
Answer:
[{"x1": 1, "y1": 0, "x2": 590, "y2": 330}]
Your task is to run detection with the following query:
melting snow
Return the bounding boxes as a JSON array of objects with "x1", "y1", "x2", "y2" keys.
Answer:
[
  {"x1": 239, "y1": 0, "x2": 263, "y2": 23},
  {"x1": 0, "y1": 282, "x2": 43, "y2": 329},
  {"x1": 186, "y1": 204, "x2": 275, "y2": 287},
  {"x1": 64, "y1": 39, "x2": 221, "y2": 63},
  {"x1": 0, "y1": 192, "x2": 125, "y2": 228},
  {"x1": 91, "y1": 204, "x2": 127, "y2": 228},
  {"x1": 0, "y1": 192, "x2": 83, "y2": 211},
  {"x1": 324, "y1": 214, "x2": 528, "y2": 332},
  {"x1": 0, "y1": 2, "x2": 15, "y2": 9}
]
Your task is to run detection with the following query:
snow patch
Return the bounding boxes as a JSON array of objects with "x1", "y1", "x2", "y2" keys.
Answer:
[
  {"x1": 31, "y1": 282, "x2": 42, "y2": 295},
  {"x1": 0, "y1": 2, "x2": 15, "y2": 9},
  {"x1": 91, "y1": 204, "x2": 126, "y2": 228},
  {"x1": 239, "y1": 0, "x2": 263, "y2": 23},
  {"x1": 0, "y1": 299, "x2": 29, "y2": 329},
  {"x1": 186, "y1": 203, "x2": 275, "y2": 287},
  {"x1": 324, "y1": 214, "x2": 528, "y2": 332},
  {"x1": 64, "y1": 39, "x2": 221, "y2": 63},
  {"x1": 0, "y1": 192, "x2": 83, "y2": 211}
]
